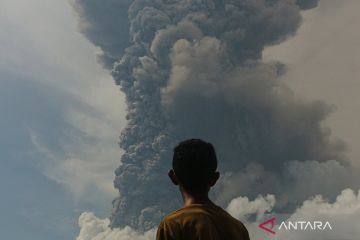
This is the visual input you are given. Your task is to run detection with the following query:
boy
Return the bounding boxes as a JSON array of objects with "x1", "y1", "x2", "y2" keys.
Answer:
[{"x1": 157, "y1": 139, "x2": 250, "y2": 240}]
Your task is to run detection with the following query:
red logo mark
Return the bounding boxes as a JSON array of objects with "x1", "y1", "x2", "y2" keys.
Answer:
[{"x1": 258, "y1": 217, "x2": 276, "y2": 235}]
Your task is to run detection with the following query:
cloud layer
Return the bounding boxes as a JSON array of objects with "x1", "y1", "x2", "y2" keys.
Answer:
[{"x1": 77, "y1": 188, "x2": 360, "y2": 240}]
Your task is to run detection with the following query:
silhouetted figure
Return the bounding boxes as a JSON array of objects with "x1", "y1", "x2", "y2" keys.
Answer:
[{"x1": 157, "y1": 139, "x2": 250, "y2": 240}]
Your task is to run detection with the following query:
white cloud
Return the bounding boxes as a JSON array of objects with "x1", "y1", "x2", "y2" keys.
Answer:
[
  {"x1": 226, "y1": 194, "x2": 276, "y2": 222},
  {"x1": 77, "y1": 188, "x2": 360, "y2": 240},
  {"x1": 226, "y1": 188, "x2": 360, "y2": 240},
  {"x1": 76, "y1": 212, "x2": 156, "y2": 240},
  {"x1": 276, "y1": 188, "x2": 360, "y2": 240}
]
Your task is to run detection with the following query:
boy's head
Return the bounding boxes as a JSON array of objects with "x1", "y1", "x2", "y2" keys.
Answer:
[{"x1": 169, "y1": 139, "x2": 220, "y2": 193}]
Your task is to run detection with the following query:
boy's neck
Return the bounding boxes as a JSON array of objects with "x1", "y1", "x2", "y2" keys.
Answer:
[{"x1": 180, "y1": 187, "x2": 213, "y2": 207}]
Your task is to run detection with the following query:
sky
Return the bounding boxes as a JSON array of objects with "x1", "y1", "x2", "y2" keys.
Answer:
[
  {"x1": 0, "y1": 0, "x2": 126, "y2": 239},
  {"x1": 0, "y1": 0, "x2": 359, "y2": 239}
]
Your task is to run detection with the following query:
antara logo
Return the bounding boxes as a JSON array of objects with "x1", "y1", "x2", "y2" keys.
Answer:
[
  {"x1": 259, "y1": 217, "x2": 276, "y2": 234},
  {"x1": 258, "y1": 217, "x2": 333, "y2": 235}
]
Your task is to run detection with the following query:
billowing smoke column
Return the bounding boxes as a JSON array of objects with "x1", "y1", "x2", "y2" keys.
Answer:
[{"x1": 73, "y1": 0, "x2": 358, "y2": 231}]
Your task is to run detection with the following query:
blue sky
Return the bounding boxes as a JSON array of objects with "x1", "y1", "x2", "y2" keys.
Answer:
[
  {"x1": 0, "y1": 0, "x2": 126, "y2": 239},
  {"x1": 0, "y1": 0, "x2": 359, "y2": 239}
]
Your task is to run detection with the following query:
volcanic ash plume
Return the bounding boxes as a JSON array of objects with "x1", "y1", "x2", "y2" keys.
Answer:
[{"x1": 73, "y1": 0, "x2": 359, "y2": 231}]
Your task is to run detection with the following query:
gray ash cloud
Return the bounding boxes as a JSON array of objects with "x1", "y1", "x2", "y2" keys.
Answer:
[{"x1": 72, "y1": 0, "x2": 358, "y2": 231}]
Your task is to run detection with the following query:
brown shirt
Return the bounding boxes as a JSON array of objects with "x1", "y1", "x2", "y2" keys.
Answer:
[{"x1": 156, "y1": 204, "x2": 250, "y2": 240}]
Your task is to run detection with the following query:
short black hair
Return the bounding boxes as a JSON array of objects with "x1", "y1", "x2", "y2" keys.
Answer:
[{"x1": 172, "y1": 139, "x2": 217, "y2": 192}]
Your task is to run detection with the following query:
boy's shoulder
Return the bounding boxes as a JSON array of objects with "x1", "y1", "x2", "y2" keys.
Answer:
[
  {"x1": 162, "y1": 203, "x2": 240, "y2": 226},
  {"x1": 158, "y1": 204, "x2": 250, "y2": 240},
  {"x1": 164, "y1": 204, "x2": 213, "y2": 220}
]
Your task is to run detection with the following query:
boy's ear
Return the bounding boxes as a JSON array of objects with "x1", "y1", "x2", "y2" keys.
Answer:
[
  {"x1": 209, "y1": 171, "x2": 220, "y2": 187},
  {"x1": 168, "y1": 169, "x2": 180, "y2": 186}
]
